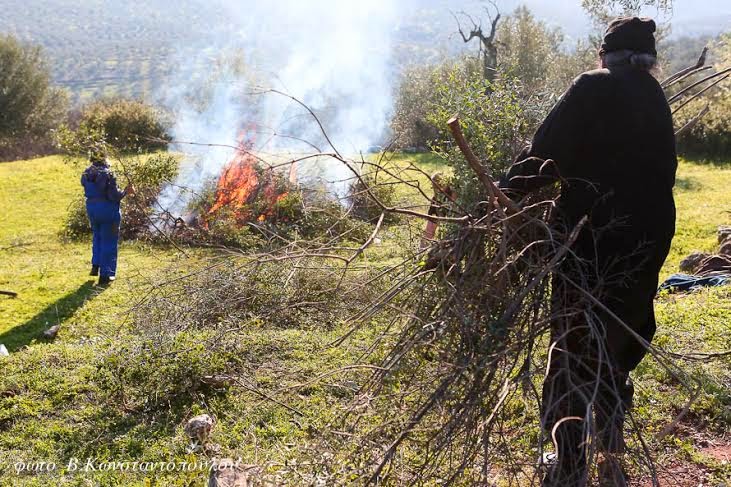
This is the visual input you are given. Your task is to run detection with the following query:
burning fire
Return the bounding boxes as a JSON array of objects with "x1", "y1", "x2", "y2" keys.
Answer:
[{"x1": 208, "y1": 132, "x2": 291, "y2": 223}]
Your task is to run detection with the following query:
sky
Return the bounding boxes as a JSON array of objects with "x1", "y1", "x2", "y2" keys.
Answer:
[
  {"x1": 445, "y1": 0, "x2": 730, "y2": 39},
  {"x1": 434, "y1": 0, "x2": 731, "y2": 37}
]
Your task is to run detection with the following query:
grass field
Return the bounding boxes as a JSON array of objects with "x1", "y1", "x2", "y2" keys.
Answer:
[
  {"x1": 0, "y1": 155, "x2": 729, "y2": 485},
  {"x1": 0, "y1": 156, "x2": 180, "y2": 351}
]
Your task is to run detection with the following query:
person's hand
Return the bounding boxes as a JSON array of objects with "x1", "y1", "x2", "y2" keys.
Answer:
[{"x1": 124, "y1": 184, "x2": 136, "y2": 196}]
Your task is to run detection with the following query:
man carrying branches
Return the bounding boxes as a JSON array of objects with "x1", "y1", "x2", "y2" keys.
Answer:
[{"x1": 500, "y1": 17, "x2": 677, "y2": 487}]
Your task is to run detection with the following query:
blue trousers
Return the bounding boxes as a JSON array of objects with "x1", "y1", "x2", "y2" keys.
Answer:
[{"x1": 86, "y1": 201, "x2": 121, "y2": 277}]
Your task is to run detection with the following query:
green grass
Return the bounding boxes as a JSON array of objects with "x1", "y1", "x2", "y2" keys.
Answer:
[
  {"x1": 664, "y1": 159, "x2": 731, "y2": 276},
  {"x1": 0, "y1": 156, "x2": 178, "y2": 351},
  {"x1": 0, "y1": 154, "x2": 729, "y2": 485}
]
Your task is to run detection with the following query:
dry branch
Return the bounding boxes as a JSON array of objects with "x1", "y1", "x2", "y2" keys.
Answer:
[
  {"x1": 660, "y1": 47, "x2": 708, "y2": 88},
  {"x1": 447, "y1": 116, "x2": 521, "y2": 214},
  {"x1": 666, "y1": 349, "x2": 731, "y2": 361},
  {"x1": 675, "y1": 104, "x2": 710, "y2": 138},
  {"x1": 672, "y1": 73, "x2": 730, "y2": 115},
  {"x1": 667, "y1": 66, "x2": 731, "y2": 105}
]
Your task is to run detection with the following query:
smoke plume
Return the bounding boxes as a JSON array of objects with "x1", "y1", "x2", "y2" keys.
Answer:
[{"x1": 158, "y1": 0, "x2": 409, "y2": 216}]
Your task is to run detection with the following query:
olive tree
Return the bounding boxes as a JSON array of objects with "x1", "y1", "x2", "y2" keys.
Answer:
[
  {"x1": 0, "y1": 34, "x2": 67, "y2": 158},
  {"x1": 390, "y1": 6, "x2": 598, "y2": 151}
]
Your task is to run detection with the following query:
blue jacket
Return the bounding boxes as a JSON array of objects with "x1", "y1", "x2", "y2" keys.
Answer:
[{"x1": 81, "y1": 162, "x2": 126, "y2": 203}]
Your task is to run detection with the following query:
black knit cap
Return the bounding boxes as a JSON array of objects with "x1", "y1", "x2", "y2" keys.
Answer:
[{"x1": 600, "y1": 17, "x2": 657, "y2": 56}]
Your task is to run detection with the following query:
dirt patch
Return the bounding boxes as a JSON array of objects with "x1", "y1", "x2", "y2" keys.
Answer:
[
  {"x1": 701, "y1": 442, "x2": 731, "y2": 464},
  {"x1": 634, "y1": 433, "x2": 730, "y2": 486},
  {"x1": 633, "y1": 462, "x2": 715, "y2": 486}
]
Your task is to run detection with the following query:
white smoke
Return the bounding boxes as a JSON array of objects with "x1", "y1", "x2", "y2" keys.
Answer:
[{"x1": 158, "y1": 0, "x2": 409, "y2": 216}]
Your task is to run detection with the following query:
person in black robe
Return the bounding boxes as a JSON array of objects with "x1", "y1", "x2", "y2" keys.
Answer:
[{"x1": 500, "y1": 17, "x2": 677, "y2": 486}]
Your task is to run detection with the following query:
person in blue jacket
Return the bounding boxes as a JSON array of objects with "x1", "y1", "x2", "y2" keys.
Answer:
[{"x1": 81, "y1": 153, "x2": 135, "y2": 285}]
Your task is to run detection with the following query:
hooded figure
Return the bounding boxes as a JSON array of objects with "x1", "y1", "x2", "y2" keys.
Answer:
[
  {"x1": 80, "y1": 154, "x2": 134, "y2": 285},
  {"x1": 500, "y1": 17, "x2": 676, "y2": 487}
]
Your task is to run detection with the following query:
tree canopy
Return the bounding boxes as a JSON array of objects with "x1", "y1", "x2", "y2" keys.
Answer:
[
  {"x1": 0, "y1": 34, "x2": 67, "y2": 147},
  {"x1": 582, "y1": 0, "x2": 673, "y2": 26}
]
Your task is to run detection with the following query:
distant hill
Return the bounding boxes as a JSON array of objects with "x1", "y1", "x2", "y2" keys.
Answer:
[
  {"x1": 670, "y1": 13, "x2": 731, "y2": 38},
  {"x1": 0, "y1": 0, "x2": 232, "y2": 103},
  {"x1": 1, "y1": 0, "x2": 727, "y2": 104}
]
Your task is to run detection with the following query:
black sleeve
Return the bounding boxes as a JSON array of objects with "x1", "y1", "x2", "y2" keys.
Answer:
[{"x1": 502, "y1": 74, "x2": 593, "y2": 195}]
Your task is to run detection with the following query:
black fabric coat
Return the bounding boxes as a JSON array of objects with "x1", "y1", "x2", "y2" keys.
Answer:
[{"x1": 502, "y1": 66, "x2": 677, "y2": 374}]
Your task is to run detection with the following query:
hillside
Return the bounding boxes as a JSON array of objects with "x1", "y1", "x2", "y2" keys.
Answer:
[{"x1": 0, "y1": 0, "x2": 727, "y2": 104}]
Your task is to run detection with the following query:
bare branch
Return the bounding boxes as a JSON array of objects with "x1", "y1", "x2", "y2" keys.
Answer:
[
  {"x1": 672, "y1": 73, "x2": 730, "y2": 115},
  {"x1": 660, "y1": 47, "x2": 708, "y2": 88},
  {"x1": 446, "y1": 116, "x2": 521, "y2": 214},
  {"x1": 667, "y1": 66, "x2": 731, "y2": 105},
  {"x1": 675, "y1": 104, "x2": 710, "y2": 138}
]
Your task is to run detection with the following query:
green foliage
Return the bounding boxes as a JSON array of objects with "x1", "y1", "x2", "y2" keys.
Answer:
[
  {"x1": 675, "y1": 34, "x2": 731, "y2": 158},
  {"x1": 582, "y1": 0, "x2": 673, "y2": 26},
  {"x1": 390, "y1": 7, "x2": 597, "y2": 154},
  {"x1": 0, "y1": 34, "x2": 68, "y2": 160},
  {"x1": 428, "y1": 72, "x2": 530, "y2": 210},
  {"x1": 184, "y1": 170, "x2": 373, "y2": 249},
  {"x1": 95, "y1": 330, "x2": 235, "y2": 412},
  {"x1": 199, "y1": 207, "x2": 266, "y2": 250},
  {"x1": 348, "y1": 172, "x2": 400, "y2": 224},
  {"x1": 62, "y1": 196, "x2": 92, "y2": 240},
  {"x1": 293, "y1": 193, "x2": 374, "y2": 243},
  {"x1": 62, "y1": 153, "x2": 179, "y2": 240},
  {"x1": 76, "y1": 98, "x2": 171, "y2": 153},
  {"x1": 55, "y1": 98, "x2": 170, "y2": 162},
  {"x1": 121, "y1": 153, "x2": 179, "y2": 236},
  {"x1": 498, "y1": 7, "x2": 596, "y2": 97},
  {"x1": 124, "y1": 152, "x2": 179, "y2": 190},
  {"x1": 390, "y1": 63, "x2": 448, "y2": 149},
  {"x1": 53, "y1": 122, "x2": 108, "y2": 162},
  {"x1": 199, "y1": 189, "x2": 374, "y2": 249},
  {"x1": 677, "y1": 94, "x2": 731, "y2": 158}
]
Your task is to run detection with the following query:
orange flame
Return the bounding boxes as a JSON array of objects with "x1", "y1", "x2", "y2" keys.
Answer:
[
  {"x1": 208, "y1": 130, "x2": 290, "y2": 224},
  {"x1": 209, "y1": 154, "x2": 259, "y2": 216}
]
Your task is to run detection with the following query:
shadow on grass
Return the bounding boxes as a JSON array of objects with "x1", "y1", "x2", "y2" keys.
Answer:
[
  {"x1": 675, "y1": 176, "x2": 703, "y2": 191},
  {"x1": 0, "y1": 281, "x2": 101, "y2": 351}
]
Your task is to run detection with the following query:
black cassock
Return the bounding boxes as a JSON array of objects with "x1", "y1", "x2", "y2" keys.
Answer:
[{"x1": 501, "y1": 65, "x2": 677, "y2": 457}]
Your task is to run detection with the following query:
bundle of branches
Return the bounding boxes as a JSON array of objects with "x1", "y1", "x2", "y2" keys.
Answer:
[
  {"x1": 313, "y1": 119, "x2": 592, "y2": 484},
  {"x1": 327, "y1": 52, "x2": 730, "y2": 483},
  {"x1": 130, "y1": 257, "x2": 384, "y2": 334},
  {"x1": 325, "y1": 114, "x2": 706, "y2": 485}
]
